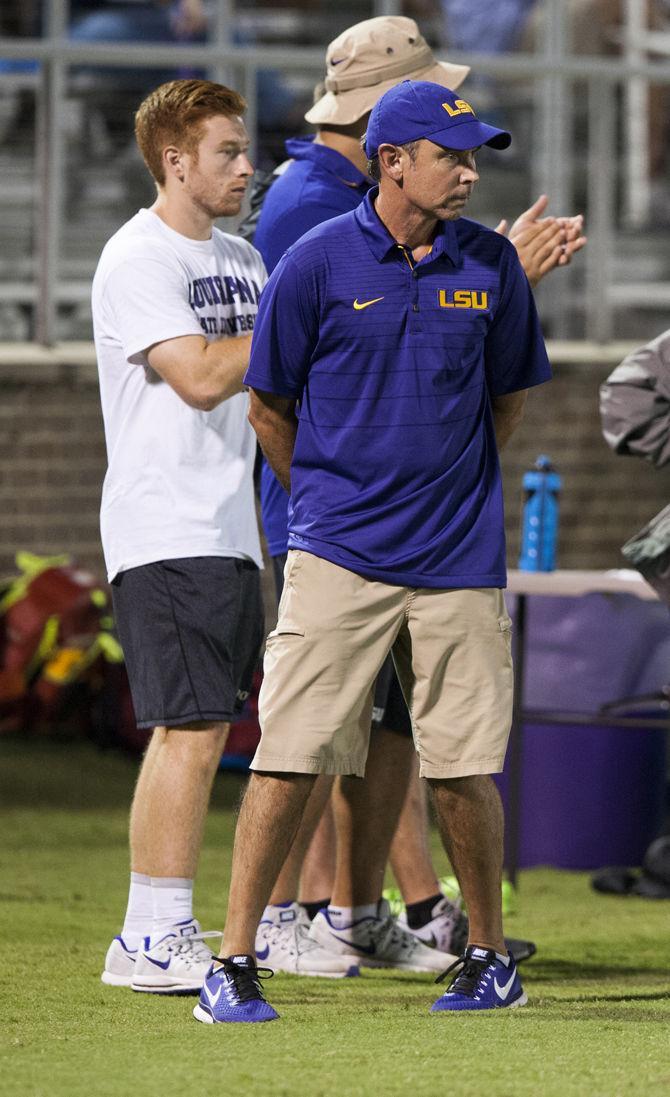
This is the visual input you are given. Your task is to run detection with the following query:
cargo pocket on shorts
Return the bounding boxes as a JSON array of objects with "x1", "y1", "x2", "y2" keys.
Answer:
[{"x1": 266, "y1": 625, "x2": 305, "y2": 641}]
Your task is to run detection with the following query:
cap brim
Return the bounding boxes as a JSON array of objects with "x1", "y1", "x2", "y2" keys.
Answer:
[
  {"x1": 305, "y1": 58, "x2": 470, "y2": 126},
  {"x1": 428, "y1": 119, "x2": 511, "y2": 151}
]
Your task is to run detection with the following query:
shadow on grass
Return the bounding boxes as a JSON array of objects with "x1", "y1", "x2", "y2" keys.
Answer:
[
  {"x1": 523, "y1": 958, "x2": 670, "y2": 981},
  {"x1": 524, "y1": 1000, "x2": 670, "y2": 1023},
  {"x1": 539, "y1": 989, "x2": 670, "y2": 1004}
]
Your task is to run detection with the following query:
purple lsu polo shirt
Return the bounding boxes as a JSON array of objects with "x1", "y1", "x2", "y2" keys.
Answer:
[{"x1": 244, "y1": 189, "x2": 551, "y2": 589}]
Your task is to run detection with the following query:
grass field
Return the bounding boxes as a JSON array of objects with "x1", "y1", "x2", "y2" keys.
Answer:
[{"x1": 2, "y1": 736, "x2": 669, "y2": 1097}]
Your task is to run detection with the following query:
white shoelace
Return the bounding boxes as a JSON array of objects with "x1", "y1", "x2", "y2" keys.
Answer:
[
  {"x1": 258, "y1": 920, "x2": 321, "y2": 956},
  {"x1": 168, "y1": 930, "x2": 222, "y2": 966}
]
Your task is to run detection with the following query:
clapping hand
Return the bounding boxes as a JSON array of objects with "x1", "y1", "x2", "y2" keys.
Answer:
[{"x1": 495, "y1": 194, "x2": 587, "y2": 287}]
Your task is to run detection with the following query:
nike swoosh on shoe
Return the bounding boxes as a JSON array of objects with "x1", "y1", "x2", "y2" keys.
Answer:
[
  {"x1": 331, "y1": 935, "x2": 376, "y2": 956},
  {"x1": 256, "y1": 945, "x2": 270, "y2": 960},
  {"x1": 204, "y1": 984, "x2": 222, "y2": 1008},
  {"x1": 145, "y1": 955, "x2": 172, "y2": 970},
  {"x1": 494, "y1": 970, "x2": 517, "y2": 1000}
]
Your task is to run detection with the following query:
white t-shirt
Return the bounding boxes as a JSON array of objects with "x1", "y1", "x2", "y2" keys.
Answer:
[{"x1": 92, "y1": 208, "x2": 266, "y2": 581}]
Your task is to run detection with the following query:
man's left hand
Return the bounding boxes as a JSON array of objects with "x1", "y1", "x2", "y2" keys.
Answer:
[{"x1": 495, "y1": 194, "x2": 587, "y2": 288}]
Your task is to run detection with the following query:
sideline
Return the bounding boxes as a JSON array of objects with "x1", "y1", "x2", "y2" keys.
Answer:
[{"x1": 0, "y1": 339, "x2": 642, "y2": 382}]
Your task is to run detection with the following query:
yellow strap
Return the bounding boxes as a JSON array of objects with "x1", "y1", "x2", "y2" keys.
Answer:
[
  {"x1": 25, "y1": 615, "x2": 60, "y2": 680},
  {"x1": 42, "y1": 632, "x2": 125, "y2": 684},
  {"x1": 0, "y1": 552, "x2": 72, "y2": 614}
]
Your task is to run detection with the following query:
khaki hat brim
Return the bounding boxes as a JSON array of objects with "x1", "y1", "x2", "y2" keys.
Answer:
[{"x1": 304, "y1": 59, "x2": 470, "y2": 126}]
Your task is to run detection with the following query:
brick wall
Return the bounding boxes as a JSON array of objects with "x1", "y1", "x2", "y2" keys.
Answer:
[
  {"x1": 1, "y1": 346, "x2": 669, "y2": 594},
  {"x1": 0, "y1": 367, "x2": 108, "y2": 580},
  {"x1": 502, "y1": 358, "x2": 670, "y2": 570}
]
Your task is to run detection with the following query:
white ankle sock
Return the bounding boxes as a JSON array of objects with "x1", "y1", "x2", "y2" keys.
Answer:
[
  {"x1": 327, "y1": 902, "x2": 378, "y2": 928},
  {"x1": 150, "y1": 877, "x2": 194, "y2": 938},
  {"x1": 120, "y1": 872, "x2": 153, "y2": 947}
]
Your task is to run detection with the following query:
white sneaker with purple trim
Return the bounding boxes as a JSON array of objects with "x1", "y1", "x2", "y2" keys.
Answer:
[
  {"x1": 131, "y1": 918, "x2": 221, "y2": 995},
  {"x1": 101, "y1": 935, "x2": 138, "y2": 987},
  {"x1": 309, "y1": 899, "x2": 457, "y2": 973},
  {"x1": 256, "y1": 901, "x2": 360, "y2": 978}
]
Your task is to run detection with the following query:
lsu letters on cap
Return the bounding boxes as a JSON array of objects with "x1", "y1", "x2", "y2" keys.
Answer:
[{"x1": 364, "y1": 80, "x2": 512, "y2": 159}]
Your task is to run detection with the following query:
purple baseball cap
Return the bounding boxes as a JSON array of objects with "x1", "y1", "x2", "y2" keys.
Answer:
[{"x1": 364, "y1": 80, "x2": 511, "y2": 159}]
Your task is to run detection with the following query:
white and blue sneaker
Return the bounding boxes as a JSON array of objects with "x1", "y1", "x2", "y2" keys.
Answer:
[
  {"x1": 397, "y1": 894, "x2": 470, "y2": 956},
  {"x1": 309, "y1": 899, "x2": 456, "y2": 973},
  {"x1": 256, "y1": 902, "x2": 360, "y2": 978},
  {"x1": 193, "y1": 955, "x2": 279, "y2": 1024},
  {"x1": 131, "y1": 918, "x2": 221, "y2": 995},
  {"x1": 431, "y1": 945, "x2": 527, "y2": 1013},
  {"x1": 397, "y1": 896, "x2": 537, "y2": 965},
  {"x1": 101, "y1": 935, "x2": 138, "y2": 987}
]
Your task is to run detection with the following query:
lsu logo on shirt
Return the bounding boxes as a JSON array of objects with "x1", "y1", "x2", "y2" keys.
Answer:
[
  {"x1": 439, "y1": 289, "x2": 488, "y2": 310},
  {"x1": 442, "y1": 99, "x2": 475, "y2": 118}
]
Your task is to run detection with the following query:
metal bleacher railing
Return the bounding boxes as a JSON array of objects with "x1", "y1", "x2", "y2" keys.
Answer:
[{"x1": 1, "y1": 0, "x2": 669, "y2": 348}]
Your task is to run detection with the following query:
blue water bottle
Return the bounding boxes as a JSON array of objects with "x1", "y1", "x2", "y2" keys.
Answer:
[{"x1": 518, "y1": 455, "x2": 561, "y2": 571}]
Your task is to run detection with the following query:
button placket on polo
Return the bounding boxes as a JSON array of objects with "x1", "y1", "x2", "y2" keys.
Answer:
[{"x1": 396, "y1": 246, "x2": 422, "y2": 330}]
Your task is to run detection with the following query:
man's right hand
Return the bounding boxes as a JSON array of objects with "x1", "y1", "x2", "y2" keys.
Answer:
[{"x1": 146, "y1": 333, "x2": 252, "y2": 411}]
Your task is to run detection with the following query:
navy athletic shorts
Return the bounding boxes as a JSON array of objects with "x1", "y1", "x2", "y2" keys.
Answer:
[
  {"x1": 371, "y1": 654, "x2": 413, "y2": 738},
  {"x1": 272, "y1": 551, "x2": 412, "y2": 739},
  {"x1": 111, "y1": 556, "x2": 264, "y2": 729}
]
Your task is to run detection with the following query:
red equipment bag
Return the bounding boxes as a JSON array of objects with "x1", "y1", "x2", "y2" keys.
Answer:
[{"x1": 0, "y1": 552, "x2": 124, "y2": 736}]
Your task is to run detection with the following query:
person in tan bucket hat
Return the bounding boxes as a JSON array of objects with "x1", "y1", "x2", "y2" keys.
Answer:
[
  {"x1": 237, "y1": 14, "x2": 586, "y2": 979},
  {"x1": 304, "y1": 16, "x2": 470, "y2": 127}
]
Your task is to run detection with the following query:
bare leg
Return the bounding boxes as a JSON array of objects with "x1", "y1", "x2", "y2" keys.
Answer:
[
  {"x1": 389, "y1": 755, "x2": 441, "y2": 904},
  {"x1": 130, "y1": 722, "x2": 229, "y2": 877},
  {"x1": 329, "y1": 727, "x2": 415, "y2": 906},
  {"x1": 428, "y1": 774, "x2": 505, "y2": 953},
  {"x1": 270, "y1": 773, "x2": 334, "y2": 903},
  {"x1": 222, "y1": 772, "x2": 316, "y2": 956},
  {"x1": 298, "y1": 791, "x2": 336, "y2": 903},
  {"x1": 128, "y1": 730, "x2": 163, "y2": 872}
]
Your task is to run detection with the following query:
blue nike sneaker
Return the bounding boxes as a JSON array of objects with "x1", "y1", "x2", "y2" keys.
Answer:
[
  {"x1": 193, "y1": 955, "x2": 279, "y2": 1024},
  {"x1": 430, "y1": 945, "x2": 527, "y2": 1013}
]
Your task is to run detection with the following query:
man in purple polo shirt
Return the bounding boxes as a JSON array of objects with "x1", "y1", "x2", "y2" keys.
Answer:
[
  {"x1": 244, "y1": 16, "x2": 582, "y2": 980},
  {"x1": 194, "y1": 80, "x2": 551, "y2": 1024}
]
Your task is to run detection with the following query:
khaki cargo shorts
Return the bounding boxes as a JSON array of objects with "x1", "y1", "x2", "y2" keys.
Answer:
[{"x1": 252, "y1": 550, "x2": 514, "y2": 779}]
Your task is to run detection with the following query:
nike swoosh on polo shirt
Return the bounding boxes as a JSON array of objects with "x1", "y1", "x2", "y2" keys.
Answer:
[{"x1": 353, "y1": 296, "x2": 384, "y2": 310}]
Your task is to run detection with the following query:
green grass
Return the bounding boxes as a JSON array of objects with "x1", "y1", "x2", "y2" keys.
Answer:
[{"x1": 1, "y1": 737, "x2": 669, "y2": 1097}]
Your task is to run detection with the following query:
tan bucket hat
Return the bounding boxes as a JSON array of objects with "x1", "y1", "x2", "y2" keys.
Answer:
[{"x1": 305, "y1": 16, "x2": 470, "y2": 127}]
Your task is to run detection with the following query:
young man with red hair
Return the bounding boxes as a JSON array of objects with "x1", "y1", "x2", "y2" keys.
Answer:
[{"x1": 94, "y1": 79, "x2": 266, "y2": 995}]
